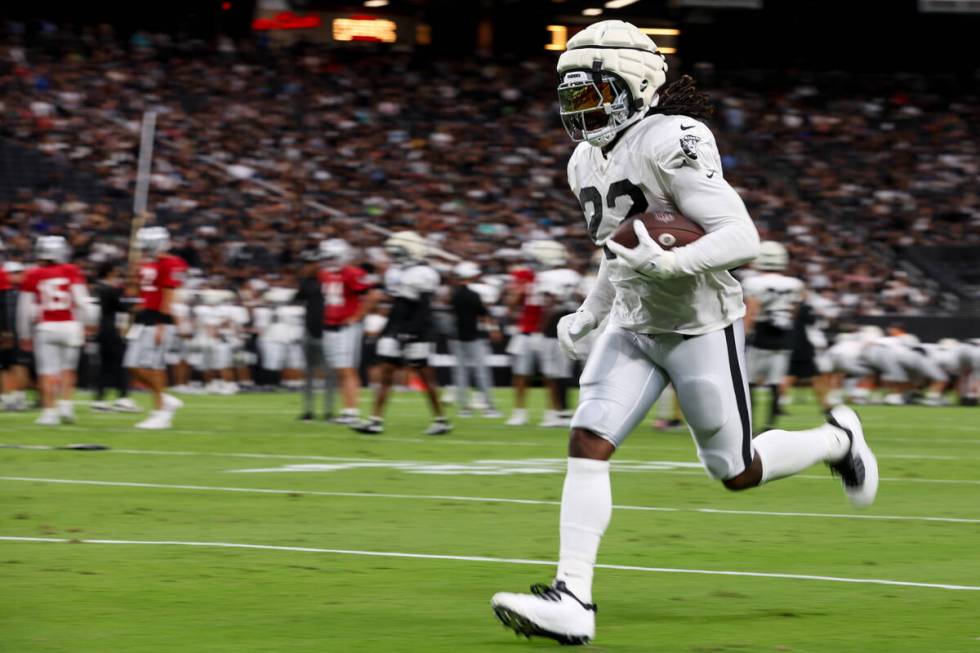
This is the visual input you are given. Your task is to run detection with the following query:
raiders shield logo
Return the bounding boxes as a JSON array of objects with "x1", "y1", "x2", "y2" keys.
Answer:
[{"x1": 680, "y1": 134, "x2": 700, "y2": 160}]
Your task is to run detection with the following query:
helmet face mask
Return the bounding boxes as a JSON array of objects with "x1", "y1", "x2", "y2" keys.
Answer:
[{"x1": 558, "y1": 70, "x2": 636, "y2": 146}]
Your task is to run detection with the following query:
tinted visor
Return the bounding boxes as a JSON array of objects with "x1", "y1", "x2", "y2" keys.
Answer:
[
  {"x1": 558, "y1": 81, "x2": 616, "y2": 113},
  {"x1": 557, "y1": 77, "x2": 621, "y2": 142}
]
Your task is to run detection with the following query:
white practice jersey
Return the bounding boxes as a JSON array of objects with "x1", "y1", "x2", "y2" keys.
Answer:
[
  {"x1": 567, "y1": 114, "x2": 758, "y2": 335},
  {"x1": 385, "y1": 264, "x2": 440, "y2": 301},
  {"x1": 742, "y1": 273, "x2": 805, "y2": 331}
]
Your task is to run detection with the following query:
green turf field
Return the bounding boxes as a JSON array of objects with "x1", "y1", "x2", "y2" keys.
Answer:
[{"x1": 1, "y1": 389, "x2": 978, "y2": 652}]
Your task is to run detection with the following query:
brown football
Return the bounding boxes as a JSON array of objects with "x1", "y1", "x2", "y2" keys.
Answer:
[{"x1": 609, "y1": 211, "x2": 705, "y2": 250}]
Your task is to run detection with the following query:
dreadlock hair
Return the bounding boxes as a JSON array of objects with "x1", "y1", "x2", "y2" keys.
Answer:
[{"x1": 646, "y1": 75, "x2": 714, "y2": 122}]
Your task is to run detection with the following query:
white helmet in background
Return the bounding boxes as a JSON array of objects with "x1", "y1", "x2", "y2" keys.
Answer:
[
  {"x1": 898, "y1": 333, "x2": 920, "y2": 347},
  {"x1": 35, "y1": 235, "x2": 70, "y2": 263},
  {"x1": 938, "y1": 338, "x2": 959, "y2": 349},
  {"x1": 556, "y1": 20, "x2": 668, "y2": 147},
  {"x1": 523, "y1": 240, "x2": 568, "y2": 269},
  {"x1": 859, "y1": 325, "x2": 884, "y2": 341},
  {"x1": 453, "y1": 261, "x2": 481, "y2": 280},
  {"x1": 384, "y1": 231, "x2": 429, "y2": 263},
  {"x1": 756, "y1": 241, "x2": 789, "y2": 271},
  {"x1": 137, "y1": 226, "x2": 170, "y2": 256},
  {"x1": 319, "y1": 238, "x2": 352, "y2": 267}
]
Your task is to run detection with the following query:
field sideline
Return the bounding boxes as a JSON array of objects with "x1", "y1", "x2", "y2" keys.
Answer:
[{"x1": 1, "y1": 389, "x2": 978, "y2": 652}]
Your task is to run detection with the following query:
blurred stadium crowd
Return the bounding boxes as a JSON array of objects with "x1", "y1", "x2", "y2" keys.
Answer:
[{"x1": 2, "y1": 24, "x2": 977, "y2": 317}]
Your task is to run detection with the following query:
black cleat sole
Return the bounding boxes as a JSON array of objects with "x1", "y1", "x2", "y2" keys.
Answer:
[{"x1": 492, "y1": 606, "x2": 590, "y2": 646}]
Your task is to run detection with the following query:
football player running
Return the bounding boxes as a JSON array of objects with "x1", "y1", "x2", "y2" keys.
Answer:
[
  {"x1": 491, "y1": 20, "x2": 878, "y2": 645},
  {"x1": 18, "y1": 236, "x2": 89, "y2": 425},
  {"x1": 742, "y1": 241, "x2": 805, "y2": 429},
  {"x1": 124, "y1": 227, "x2": 188, "y2": 430},
  {"x1": 351, "y1": 231, "x2": 451, "y2": 436}
]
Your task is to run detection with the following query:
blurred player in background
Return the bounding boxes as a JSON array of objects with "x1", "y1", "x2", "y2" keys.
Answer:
[
  {"x1": 0, "y1": 240, "x2": 17, "y2": 409},
  {"x1": 256, "y1": 286, "x2": 303, "y2": 391},
  {"x1": 783, "y1": 294, "x2": 835, "y2": 412},
  {"x1": 742, "y1": 241, "x2": 804, "y2": 429},
  {"x1": 91, "y1": 261, "x2": 139, "y2": 413},
  {"x1": 125, "y1": 226, "x2": 187, "y2": 430},
  {"x1": 1, "y1": 260, "x2": 29, "y2": 411},
  {"x1": 295, "y1": 250, "x2": 326, "y2": 420},
  {"x1": 449, "y1": 261, "x2": 502, "y2": 418},
  {"x1": 352, "y1": 231, "x2": 450, "y2": 436},
  {"x1": 319, "y1": 238, "x2": 377, "y2": 425},
  {"x1": 493, "y1": 20, "x2": 878, "y2": 645},
  {"x1": 18, "y1": 236, "x2": 89, "y2": 425},
  {"x1": 505, "y1": 240, "x2": 581, "y2": 427}
]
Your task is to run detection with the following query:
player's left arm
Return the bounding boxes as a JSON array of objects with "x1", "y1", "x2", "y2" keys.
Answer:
[{"x1": 667, "y1": 163, "x2": 760, "y2": 276}]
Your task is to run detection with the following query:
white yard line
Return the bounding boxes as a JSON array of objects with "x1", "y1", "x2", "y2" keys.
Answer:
[
  {"x1": 5, "y1": 442, "x2": 980, "y2": 485},
  {"x1": 2, "y1": 535, "x2": 977, "y2": 592},
  {"x1": 4, "y1": 476, "x2": 979, "y2": 525}
]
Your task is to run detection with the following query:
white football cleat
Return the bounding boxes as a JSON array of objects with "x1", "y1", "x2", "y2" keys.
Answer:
[
  {"x1": 135, "y1": 410, "x2": 173, "y2": 430},
  {"x1": 35, "y1": 409, "x2": 61, "y2": 426},
  {"x1": 57, "y1": 400, "x2": 75, "y2": 424},
  {"x1": 538, "y1": 410, "x2": 569, "y2": 428},
  {"x1": 90, "y1": 401, "x2": 113, "y2": 413},
  {"x1": 112, "y1": 397, "x2": 142, "y2": 413},
  {"x1": 424, "y1": 418, "x2": 453, "y2": 436},
  {"x1": 162, "y1": 394, "x2": 184, "y2": 412},
  {"x1": 492, "y1": 581, "x2": 596, "y2": 645},
  {"x1": 826, "y1": 405, "x2": 878, "y2": 509},
  {"x1": 505, "y1": 409, "x2": 528, "y2": 426}
]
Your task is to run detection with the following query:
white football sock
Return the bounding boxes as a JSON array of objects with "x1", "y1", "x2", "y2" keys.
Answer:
[
  {"x1": 556, "y1": 457, "x2": 611, "y2": 604},
  {"x1": 753, "y1": 424, "x2": 850, "y2": 484}
]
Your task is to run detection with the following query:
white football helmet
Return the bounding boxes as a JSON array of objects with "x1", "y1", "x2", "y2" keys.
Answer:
[
  {"x1": 756, "y1": 241, "x2": 789, "y2": 271},
  {"x1": 137, "y1": 226, "x2": 171, "y2": 256},
  {"x1": 523, "y1": 240, "x2": 568, "y2": 269},
  {"x1": 384, "y1": 231, "x2": 429, "y2": 263},
  {"x1": 453, "y1": 261, "x2": 481, "y2": 279},
  {"x1": 556, "y1": 20, "x2": 668, "y2": 147},
  {"x1": 35, "y1": 235, "x2": 70, "y2": 263},
  {"x1": 319, "y1": 238, "x2": 352, "y2": 267}
]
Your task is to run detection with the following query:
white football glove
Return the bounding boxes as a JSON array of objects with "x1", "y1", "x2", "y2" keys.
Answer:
[
  {"x1": 557, "y1": 309, "x2": 597, "y2": 360},
  {"x1": 604, "y1": 220, "x2": 680, "y2": 280}
]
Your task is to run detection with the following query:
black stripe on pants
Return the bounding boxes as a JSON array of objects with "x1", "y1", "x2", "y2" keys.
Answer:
[{"x1": 724, "y1": 324, "x2": 753, "y2": 469}]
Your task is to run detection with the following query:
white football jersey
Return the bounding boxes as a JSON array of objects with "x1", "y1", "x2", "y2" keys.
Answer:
[
  {"x1": 385, "y1": 264, "x2": 440, "y2": 301},
  {"x1": 568, "y1": 114, "x2": 757, "y2": 335},
  {"x1": 742, "y1": 272, "x2": 805, "y2": 331}
]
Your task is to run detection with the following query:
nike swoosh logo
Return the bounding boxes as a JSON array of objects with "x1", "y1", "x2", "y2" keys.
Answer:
[
  {"x1": 680, "y1": 124, "x2": 696, "y2": 130},
  {"x1": 707, "y1": 171, "x2": 715, "y2": 178}
]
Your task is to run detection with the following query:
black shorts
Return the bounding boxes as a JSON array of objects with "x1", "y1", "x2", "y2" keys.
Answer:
[{"x1": 789, "y1": 356, "x2": 818, "y2": 380}]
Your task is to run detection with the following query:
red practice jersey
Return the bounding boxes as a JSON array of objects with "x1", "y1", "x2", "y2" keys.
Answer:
[
  {"x1": 139, "y1": 254, "x2": 187, "y2": 312},
  {"x1": 511, "y1": 267, "x2": 541, "y2": 335},
  {"x1": 0, "y1": 268, "x2": 10, "y2": 291},
  {"x1": 21, "y1": 263, "x2": 85, "y2": 322},
  {"x1": 320, "y1": 266, "x2": 371, "y2": 326}
]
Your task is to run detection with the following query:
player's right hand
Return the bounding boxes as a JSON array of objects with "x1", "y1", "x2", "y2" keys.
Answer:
[{"x1": 557, "y1": 309, "x2": 596, "y2": 361}]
